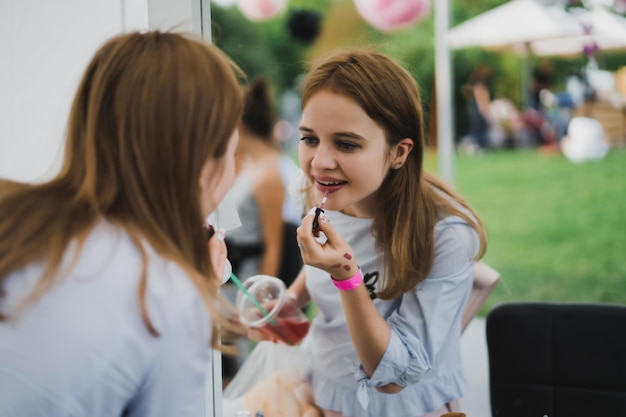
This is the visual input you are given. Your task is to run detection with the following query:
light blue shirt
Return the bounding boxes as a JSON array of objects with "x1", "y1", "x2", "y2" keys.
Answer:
[
  {"x1": 304, "y1": 210, "x2": 478, "y2": 417},
  {"x1": 0, "y1": 222, "x2": 212, "y2": 417}
]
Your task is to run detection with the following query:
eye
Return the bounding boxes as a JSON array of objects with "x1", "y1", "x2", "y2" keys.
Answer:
[
  {"x1": 300, "y1": 136, "x2": 318, "y2": 146},
  {"x1": 337, "y1": 141, "x2": 358, "y2": 151}
]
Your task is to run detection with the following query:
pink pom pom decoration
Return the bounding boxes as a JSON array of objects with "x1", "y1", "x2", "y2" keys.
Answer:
[
  {"x1": 237, "y1": 0, "x2": 288, "y2": 22},
  {"x1": 353, "y1": 0, "x2": 431, "y2": 32}
]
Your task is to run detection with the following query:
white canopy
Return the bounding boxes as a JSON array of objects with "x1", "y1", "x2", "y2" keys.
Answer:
[
  {"x1": 530, "y1": 7, "x2": 626, "y2": 56},
  {"x1": 448, "y1": 0, "x2": 583, "y2": 51}
]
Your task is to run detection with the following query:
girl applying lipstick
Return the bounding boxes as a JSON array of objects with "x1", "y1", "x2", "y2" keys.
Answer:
[{"x1": 287, "y1": 49, "x2": 488, "y2": 417}]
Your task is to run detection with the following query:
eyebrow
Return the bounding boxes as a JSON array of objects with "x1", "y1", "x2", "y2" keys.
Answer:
[{"x1": 299, "y1": 126, "x2": 366, "y2": 141}]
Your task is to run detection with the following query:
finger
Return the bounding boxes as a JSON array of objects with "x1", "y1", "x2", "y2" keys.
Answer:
[
  {"x1": 297, "y1": 215, "x2": 316, "y2": 245},
  {"x1": 313, "y1": 212, "x2": 340, "y2": 244},
  {"x1": 247, "y1": 327, "x2": 269, "y2": 342},
  {"x1": 208, "y1": 237, "x2": 226, "y2": 263},
  {"x1": 207, "y1": 230, "x2": 227, "y2": 280}
]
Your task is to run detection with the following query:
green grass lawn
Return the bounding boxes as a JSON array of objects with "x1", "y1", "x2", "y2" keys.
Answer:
[{"x1": 426, "y1": 148, "x2": 626, "y2": 315}]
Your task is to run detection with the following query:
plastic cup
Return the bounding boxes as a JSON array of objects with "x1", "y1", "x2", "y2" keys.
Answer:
[{"x1": 236, "y1": 275, "x2": 310, "y2": 346}]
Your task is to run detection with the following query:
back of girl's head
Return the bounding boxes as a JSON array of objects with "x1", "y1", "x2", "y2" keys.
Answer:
[
  {"x1": 62, "y1": 31, "x2": 243, "y2": 257},
  {"x1": 241, "y1": 77, "x2": 276, "y2": 143},
  {"x1": 0, "y1": 31, "x2": 243, "y2": 336}
]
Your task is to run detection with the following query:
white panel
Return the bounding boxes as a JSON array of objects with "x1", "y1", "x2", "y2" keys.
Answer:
[
  {"x1": 0, "y1": 0, "x2": 124, "y2": 183},
  {"x1": 147, "y1": 0, "x2": 194, "y2": 32},
  {"x1": 123, "y1": 0, "x2": 150, "y2": 31}
]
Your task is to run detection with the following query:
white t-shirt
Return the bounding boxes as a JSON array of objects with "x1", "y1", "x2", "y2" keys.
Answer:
[{"x1": 0, "y1": 222, "x2": 212, "y2": 417}]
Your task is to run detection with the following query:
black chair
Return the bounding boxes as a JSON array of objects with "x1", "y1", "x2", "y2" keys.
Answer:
[{"x1": 486, "y1": 302, "x2": 626, "y2": 417}]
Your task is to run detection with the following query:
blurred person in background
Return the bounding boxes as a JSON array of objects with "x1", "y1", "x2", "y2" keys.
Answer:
[
  {"x1": 0, "y1": 30, "x2": 242, "y2": 417},
  {"x1": 222, "y1": 77, "x2": 302, "y2": 386},
  {"x1": 463, "y1": 65, "x2": 493, "y2": 151},
  {"x1": 225, "y1": 77, "x2": 301, "y2": 284},
  {"x1": 524, "y1": 62, "x2": 560, "y2": 147}
]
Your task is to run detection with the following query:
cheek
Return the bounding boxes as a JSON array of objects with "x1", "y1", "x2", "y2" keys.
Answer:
[{"x1": 348, "y1": 157, "x2": 386, "y2": 186}]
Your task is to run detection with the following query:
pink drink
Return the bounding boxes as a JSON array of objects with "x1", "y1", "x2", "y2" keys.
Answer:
[
  {"x1": 258, "y1": 317, "x2": 310, "y2": 346},
  {"x1": 237, "y1": 275, "x2": 310, "y2": 345}
]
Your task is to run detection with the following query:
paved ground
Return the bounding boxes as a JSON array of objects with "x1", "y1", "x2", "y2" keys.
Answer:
[{"x1": 459, "y1": 317, "x2": 492, "y2": 417}]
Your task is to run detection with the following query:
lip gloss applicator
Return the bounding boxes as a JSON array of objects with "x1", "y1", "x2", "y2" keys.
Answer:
[{"x1": 312, "y1": 190, "x2": 329, "y2": 232}]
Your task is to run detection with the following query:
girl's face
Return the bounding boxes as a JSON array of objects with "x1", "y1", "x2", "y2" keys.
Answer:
[
  {"x1": 199, "y1": 128, "x2": 239, "y2": 217},
  {"x1": 299, "y1": 90, "x2": 405, "y2": 218}
]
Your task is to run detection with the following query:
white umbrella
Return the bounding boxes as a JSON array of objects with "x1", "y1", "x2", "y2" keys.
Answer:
[
  {"x1": 530, "y1": 7, "x2": 626, "y2": 56},
  {"x1": 448, "y1": 0, "x2": 583, "y2": 51}
]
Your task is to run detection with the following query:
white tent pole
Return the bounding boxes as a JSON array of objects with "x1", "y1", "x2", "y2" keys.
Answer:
[
  {"x1": 434, "y1": 0, "x2": 455, "y2": 183},
  {"x1": 199, "y1": 0, "x2": 212, "y2": 42},
  {"x1": 521, "y1": 43, "x2": 531, "y2": 110},
  {"x1": 520, "y1": 44, "x2": 533, "y2": 146}
]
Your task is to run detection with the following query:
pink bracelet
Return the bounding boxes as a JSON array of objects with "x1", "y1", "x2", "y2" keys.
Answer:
[{"x1": 331, "y1": 269, "x2": 363, "y2": 291}]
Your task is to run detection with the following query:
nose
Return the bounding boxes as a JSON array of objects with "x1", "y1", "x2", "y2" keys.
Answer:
[{"x1": 310, "y1": 143, "x2": 337, "y2": 171}]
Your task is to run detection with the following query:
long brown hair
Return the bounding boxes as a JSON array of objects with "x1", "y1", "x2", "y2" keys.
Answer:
[
  {"x1": 0, "y1": 31, "x2": 243, "y2": 347},
  {"x1": 300, "y1": 49, "x2": 487, "y2": 299}
]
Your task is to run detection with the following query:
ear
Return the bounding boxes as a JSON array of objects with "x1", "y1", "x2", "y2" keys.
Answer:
[{"x1": 391, "y1": 138, "x2": 414, "y2": 169}]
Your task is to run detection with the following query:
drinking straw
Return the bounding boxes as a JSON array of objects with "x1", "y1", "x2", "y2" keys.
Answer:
[
  {"x1": 229, "y1": 273, "x2": 276, "y2": 325},
  {"x1": 229, "y1": 272, "x2": 294, "y2": 344}
]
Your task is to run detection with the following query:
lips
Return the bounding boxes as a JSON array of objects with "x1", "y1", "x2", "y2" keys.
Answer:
[
  {"x1": 314, "y1": 177, "x2": 346, "y2": 193},
  {"x1": 317, "y1": 180, "x2": 346, "y2": 186}
]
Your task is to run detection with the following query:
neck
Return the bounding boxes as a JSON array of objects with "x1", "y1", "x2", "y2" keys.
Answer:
[{"x1": 240, "y1": 136, "x2": 279, "y2": 160}]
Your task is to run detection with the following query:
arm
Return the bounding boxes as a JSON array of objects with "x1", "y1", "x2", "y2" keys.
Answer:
[
  {"x1": 339, "y1": 275, "x2": 398, "y2": 393},
  {"x1": 296, "y1": 213, "x2": 393, "y2": 390},
  {"x1": 252, "y1": 165, "x2": 285, "y2": 277},
  {"x1": 297, "y1": 213, "x2": 477, "y2": 393}
]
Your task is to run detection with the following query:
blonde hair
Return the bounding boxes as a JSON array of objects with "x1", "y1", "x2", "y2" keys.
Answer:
[
  {"x1": 0, "y1": 31, "x2": 243, "y2": 348},
  {"x1": 300, "y1": 48, "x2": 487, "y2": 299}
]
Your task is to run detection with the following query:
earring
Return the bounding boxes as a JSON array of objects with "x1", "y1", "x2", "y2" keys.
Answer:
[{"x1": 393, "y1": 163, "x2": 402, "y2": 170}]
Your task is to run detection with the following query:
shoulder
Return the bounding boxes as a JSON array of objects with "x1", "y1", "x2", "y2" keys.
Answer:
[
  {"x1": 434, "y1": 215, "x2": 479, "y2": 252},
  {"x1": 250, "y1": 159, "x2": 284, "y2": 190},
  {"x1": 258, "y1": 162, "x2": 284, "y2": 188},
  {"x1": 427, "y1": 215, "x2": 479, "y2": 280},
  {"x1": 80, "y1": 222, "x2": 211, "y2": 337}
]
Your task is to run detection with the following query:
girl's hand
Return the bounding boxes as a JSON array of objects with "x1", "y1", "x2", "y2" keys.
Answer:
[
  {"x1": 246, "y1": 327, "x2": 273, "y2": 342},
  {"x1": 207, "y1": 227, "x2": 228, "y2": 286},
  {"x1": 296, "y1": 211, "x2": 358, "y2": 281},
  {"x1": 243, "y1": 302, "x2": 280, "y2": 343}
]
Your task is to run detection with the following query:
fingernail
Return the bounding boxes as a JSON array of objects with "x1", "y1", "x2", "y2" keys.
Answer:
[
  {"x1": 320, "y1": 214, "x2": 328, "y2": 223},
  {"x1": 307, "y1": 207, "x2": 317, "y2": 216},
  {"x1": 205, "y1": 224, "x2": 215, "y2": 240},
  {"x1": 216, "y1": 228, "x2": 226, "y2": 241}
]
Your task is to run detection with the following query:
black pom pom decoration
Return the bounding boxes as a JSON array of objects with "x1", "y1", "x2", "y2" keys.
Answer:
[{"x1": 287, "y1": 9, "x2": 321, "y2": 43}]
